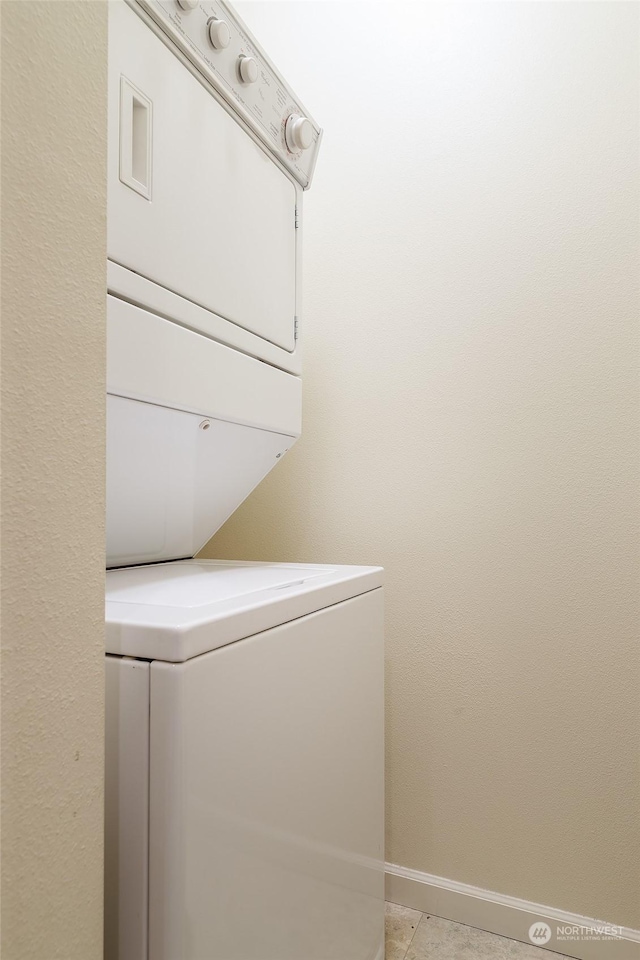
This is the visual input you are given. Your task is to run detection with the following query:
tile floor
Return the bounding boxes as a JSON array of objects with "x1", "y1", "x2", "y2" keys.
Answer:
[{"x1": 385, "y1": 902, "x2": 568, "y2": 960}]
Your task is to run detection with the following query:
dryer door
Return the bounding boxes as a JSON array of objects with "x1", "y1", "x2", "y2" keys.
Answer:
[{"x1": 108, "y1": 0, "x2": 297, "y2": 353}]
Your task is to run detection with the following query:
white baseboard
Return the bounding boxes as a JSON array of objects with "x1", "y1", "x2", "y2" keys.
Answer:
[{"x1": 385, "y1": 862, "x2": 640, "y2": 960}]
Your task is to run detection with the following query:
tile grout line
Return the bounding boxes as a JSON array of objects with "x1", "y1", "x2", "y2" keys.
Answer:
[{"x1": 401, "y1": 910, "x2": 426, "y2": 960}]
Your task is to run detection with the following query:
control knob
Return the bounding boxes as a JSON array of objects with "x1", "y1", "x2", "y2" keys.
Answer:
[
  {"x1": 208, "y1": 18, "x2": 231, "y2": 49},
  {"x1": 285, "y1": 114, "x2": 314, "y2": 152},
  {"x1": 238, "y1": 56, "x2": 258, "y2": 84},
  {"x1": 176, "y1": 0, "x2": 198, "y2": 9}
]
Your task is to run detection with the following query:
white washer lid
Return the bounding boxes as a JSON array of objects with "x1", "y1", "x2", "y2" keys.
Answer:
[{"x1": 106, "y1": 559, "x2": 384, "y2": 662}]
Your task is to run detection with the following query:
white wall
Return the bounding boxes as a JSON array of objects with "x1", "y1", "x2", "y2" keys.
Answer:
[
  {"x1": 1, "y1": 3, "x2": 107, "y2": 956},
  {"x1": 203, "y1": 1, "x2": 640, "y2": 928}
]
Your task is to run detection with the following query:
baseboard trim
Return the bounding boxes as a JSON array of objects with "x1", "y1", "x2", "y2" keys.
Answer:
[{"x1": 385, "y1": 862, "x2": 640, "y2": 960}]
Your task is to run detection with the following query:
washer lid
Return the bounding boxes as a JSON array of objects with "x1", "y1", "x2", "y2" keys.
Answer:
[{"x1": 105, "y1": 559, "x2": 384, "y2": 662}]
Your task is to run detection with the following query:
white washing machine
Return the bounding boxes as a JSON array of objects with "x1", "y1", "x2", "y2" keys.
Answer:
[
  {"x1": 105, "y1": 560, "x2": 384, "y2": 960},
  {"x1": 105, "y1": 3, "x2": 384, "y2": 958}
]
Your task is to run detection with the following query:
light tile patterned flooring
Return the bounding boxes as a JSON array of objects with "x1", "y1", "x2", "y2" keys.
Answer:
[{"x1": 385, "y1": 902, "x2": 568, "y2": 960}]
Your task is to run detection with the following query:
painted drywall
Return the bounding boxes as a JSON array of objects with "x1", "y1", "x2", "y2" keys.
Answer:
[
  {"x1": 203, "y1": 1, "x2": 640, "y2": 928},
  {"x1": 1, "y1": 2, "x2": 107, "y2": 957}
]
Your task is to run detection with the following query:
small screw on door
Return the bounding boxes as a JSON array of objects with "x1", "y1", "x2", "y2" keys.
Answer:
[{"x1": 199, "y1": 420, "x2": 211, "y2": 431}]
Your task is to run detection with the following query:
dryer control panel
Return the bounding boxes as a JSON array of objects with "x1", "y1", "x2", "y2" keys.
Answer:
[{"x1": 135, "y1": 0, "x2": 322, "y2": 189}]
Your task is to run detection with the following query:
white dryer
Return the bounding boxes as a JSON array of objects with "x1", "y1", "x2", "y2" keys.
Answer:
[
  {"x1": 107, "y1": 0, "x2": 317, "y2": 567},
  {"x1": 105, "y1": 3, "x2": 384, "y2": 959}
]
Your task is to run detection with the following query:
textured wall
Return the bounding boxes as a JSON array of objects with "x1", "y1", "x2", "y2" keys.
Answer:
[
  {"x1": 203, "y1": 1, "x2": 640, "y2": 928},
  {"x1": 1, "y1": 2, "x2": 107, "y2": 957}
]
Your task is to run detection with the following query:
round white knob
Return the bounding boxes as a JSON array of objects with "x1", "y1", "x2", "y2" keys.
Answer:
[
  {"x1": 177, "y1": 0, "x2": 198, "y2": 9},
  {"x1": 285, "y1": 114, "x2": 314, "y2": 152},
  {"x1": 208, "y1": 18, "x2": 231, "y2": 49},
  {"x1": 238, "y1": 56, "x2": 258, "y2": 84}
]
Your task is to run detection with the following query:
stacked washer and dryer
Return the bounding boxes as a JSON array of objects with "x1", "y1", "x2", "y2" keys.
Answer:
[{"x1": 104, "y1": 3, "x2": 384, "y2": 959}]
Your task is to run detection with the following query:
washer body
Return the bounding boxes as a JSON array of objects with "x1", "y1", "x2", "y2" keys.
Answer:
[{"x1": 105, "y1": 560, "x2": 385, "y2": 960}]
